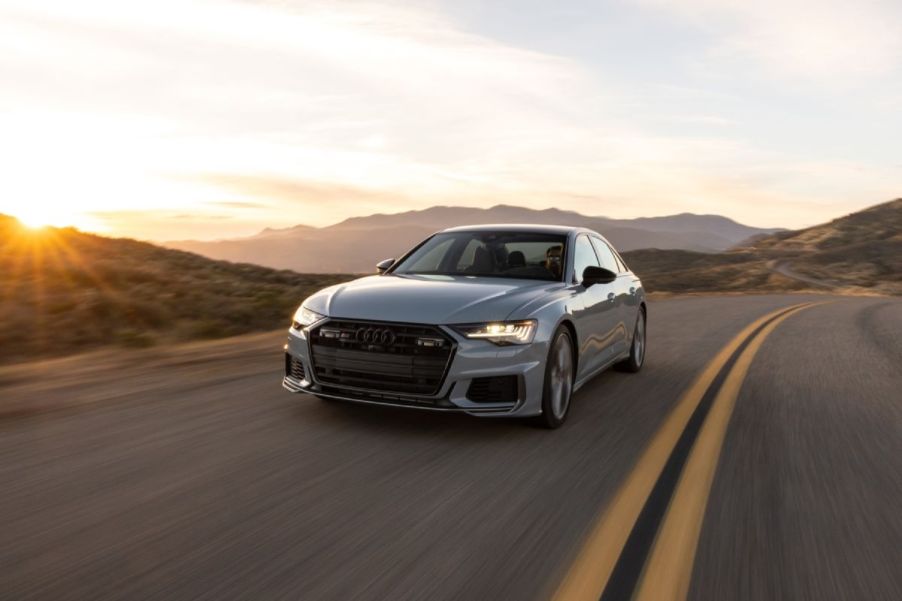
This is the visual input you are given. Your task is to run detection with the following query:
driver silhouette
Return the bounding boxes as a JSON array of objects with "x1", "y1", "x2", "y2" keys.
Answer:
[{"x1": 545, "y1": 245, "x2": 563, "y2": 279}]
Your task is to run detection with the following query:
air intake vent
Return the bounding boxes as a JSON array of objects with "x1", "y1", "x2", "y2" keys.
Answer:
[
  {"x1": 466, "y1": 376, "x2": 518, "y2": 403},
  {"x1": 285, "y1": 354, "x2": 306, "y2": 381}
]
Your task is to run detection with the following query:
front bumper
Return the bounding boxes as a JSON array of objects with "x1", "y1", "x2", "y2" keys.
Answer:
[{"x1": 282, "y1": 322, "x2": 548, "y2": 417}]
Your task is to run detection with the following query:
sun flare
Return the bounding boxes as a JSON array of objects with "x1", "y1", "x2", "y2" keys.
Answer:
[
  {"x1": 15, "y1": 211, "x2": 53, "y2": 230},
  {"x1": 10, "y1": 208, "x2": 104, "y2": 233}
]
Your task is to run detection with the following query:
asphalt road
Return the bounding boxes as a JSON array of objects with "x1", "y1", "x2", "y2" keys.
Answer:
[
  {"x1": 770, "y1": 260, "x2": 838, "y2": 290},
  {"x1": 1, "y1": 295, "x2": 900, "y2": 601}
]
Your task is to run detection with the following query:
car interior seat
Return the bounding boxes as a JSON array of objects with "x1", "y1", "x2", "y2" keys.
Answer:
[
  {"x1": 545, "y1": 245, "x2": 563, "y2": 279},
  {"x1": 469, "y1": 246, "x2": 494, "y2": 274},
  {"x1": 507, "y1": 250, "x2": 526, "y2": 268}
]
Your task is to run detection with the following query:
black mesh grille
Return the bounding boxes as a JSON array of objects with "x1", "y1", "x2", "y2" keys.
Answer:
[
  {"x1": 285, "y1": 354, "x2": 306, "y2": 381},
  {"x1": 309, "y1": 320, "x2": 454, "y2": 396},
  {"x1": 466, "y1": 376, "x2": 519, "y2": 403}
]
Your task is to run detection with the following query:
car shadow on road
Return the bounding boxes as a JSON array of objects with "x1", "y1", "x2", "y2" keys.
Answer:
[
  {"x1": 291, "y1": 396, "x2": 543, "y2": 441},
  {"x1": 288, "y1": 367, "x2": 632, "y2": 442}
]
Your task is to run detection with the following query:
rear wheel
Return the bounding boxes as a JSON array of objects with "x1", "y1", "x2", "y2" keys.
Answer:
[
  {"x1": 537, "y1": 327, "x2": 574, "y2": 429},
  {"x1": 616, "y1": 309, "x2": 646, "y2": 373}
]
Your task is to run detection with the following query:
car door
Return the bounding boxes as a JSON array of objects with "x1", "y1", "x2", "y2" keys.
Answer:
[
  {"x1": 591, "y1": 237, "x2": 632, "y2": 357},
  {"x1": 571, "y1": 234, "x2": 622, "y2": 380}
]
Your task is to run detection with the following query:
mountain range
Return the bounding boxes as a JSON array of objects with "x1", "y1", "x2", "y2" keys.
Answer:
[{"x1": 166, "y1": 204, "x2": 782, "y2": 273}]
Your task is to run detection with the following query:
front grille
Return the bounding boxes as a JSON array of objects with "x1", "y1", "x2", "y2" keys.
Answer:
[
  {"x1": 309, "y1": 320, "x2": 455, "y2": 396},
  {"x1": 466, "y1": 376, "x2": 519, "y2": 403},
  {"x1": 285, "y1": 354, "x2": 306, "y2": 381}
]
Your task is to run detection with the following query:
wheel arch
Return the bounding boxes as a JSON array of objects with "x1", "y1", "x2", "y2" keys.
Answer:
[{"x1": 557, "y1": 318, "x2": 579, "y2": 379}]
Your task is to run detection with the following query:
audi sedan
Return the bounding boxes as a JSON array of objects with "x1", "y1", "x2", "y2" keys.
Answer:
[{"x1": 283, "y1": 225, "x2": 646, "y2": 428}]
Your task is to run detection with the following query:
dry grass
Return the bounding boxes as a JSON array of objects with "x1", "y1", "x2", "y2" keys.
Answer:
[
  {"x1": 624, "y1": 199, "x2": 901, "y2": 296},
  {"x1": 621, "y1": 249, "x2": 808, "y2": 294},
  {"x1": 0, "y1": 215, "x2": 353, "y2": 364}
]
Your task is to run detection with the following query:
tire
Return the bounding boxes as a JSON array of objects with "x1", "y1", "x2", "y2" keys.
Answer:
[
  {"x1": 536, "y1": 326, "x2": 575, "y2": 429},
  {"x1": 616, "y1": 309, "x2": 646, "y2": 373}
]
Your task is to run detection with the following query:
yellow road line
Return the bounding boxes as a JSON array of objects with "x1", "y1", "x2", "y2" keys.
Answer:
[
  {"x1": 551, "y1": 302, "x2": 812, "y2": 601},
  {"x1": 634, "y1": 303, "x2": 820, "y2": 601}
]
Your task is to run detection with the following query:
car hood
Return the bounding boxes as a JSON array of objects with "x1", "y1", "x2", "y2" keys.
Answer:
[{"x1": 305, "y1": 274, "x2": 561, "y2": 324}]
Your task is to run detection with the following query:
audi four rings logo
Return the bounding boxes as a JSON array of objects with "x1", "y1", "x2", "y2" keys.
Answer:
[{"x1": 356, "y1": 327, "x2": 396, "y2": 346}]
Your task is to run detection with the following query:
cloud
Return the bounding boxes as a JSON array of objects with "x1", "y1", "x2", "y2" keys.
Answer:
[
  {"x1": 207, "y1": 201, "x2": 269, "y2": 209},
  {"x1": 0, "y1": 0, "x2": 609, "y2": 219},
  {"x1": 87, "y1": 209, "x2": 268, "y2": 241},
  {"x1": 635, "y1": 0, "x2": 902, "y2": 81},
  {"x1": 191, "y1": 174, "x2": 410, "y2": 224},
  {"x1": 194, "y1": 174, "x2": 403, "y2": 203},
  {"x1": 0, "y1": 0, "x2": 898, "y2": 236}
]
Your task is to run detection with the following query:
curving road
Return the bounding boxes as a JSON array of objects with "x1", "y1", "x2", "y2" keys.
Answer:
[
  {"x1": 1, "y1": 295, "x2": 900, "y2": 601},
  {"x1": 769, "y1": 259, "x2": 838, "y2": 290}
]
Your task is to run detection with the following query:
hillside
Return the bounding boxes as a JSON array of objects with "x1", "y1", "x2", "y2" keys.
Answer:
[
  {"x1": 167, "y1": 204, "x2": 780, "y2": 273},
  {"x1": 0, "y1": 215, "x2": 351, "y2": 364},
  {"x1": 753, "y1": 199, "x2": 902, "y2": 252},
  {"x1": 625, "y1": 199, "x2": 902, "y2": 295},
  {"x1": 621, "y1": 249, "x2": 807, "y2": 294},
  {"x1": 751, "y1": 199, "x2": 902, "y2": 293}
]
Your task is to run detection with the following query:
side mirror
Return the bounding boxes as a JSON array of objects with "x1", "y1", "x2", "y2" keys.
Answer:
[
  {"x1": 582, "y1": 265, "x2": 617, "y2": 287},
  {"x1": 376, "y1": 258, "x2": 395, "y2": 274}
]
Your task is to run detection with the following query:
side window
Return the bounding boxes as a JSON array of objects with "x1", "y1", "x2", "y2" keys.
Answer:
[
  {"x1": 573, "y1": 235, "x2": 600, "y2": 282},
  {"x1": 614, "y1": 250, "x2": 629, "y2": 273},
  {"x1": 590, "y1": 237, "x2": 620, "y2": 273}
]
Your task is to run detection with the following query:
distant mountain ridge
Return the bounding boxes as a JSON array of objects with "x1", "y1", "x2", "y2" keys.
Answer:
[{"x1": 167, "y1": 204, "x2": 781, "y2": 273}]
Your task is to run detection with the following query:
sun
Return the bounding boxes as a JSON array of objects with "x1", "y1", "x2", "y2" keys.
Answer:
[
  {"x1": 15, "y1": 210, "x2": 54, "y2": 230},
  {"x1": 9, "y1": 208, "x2": 105, "y2": 233}
]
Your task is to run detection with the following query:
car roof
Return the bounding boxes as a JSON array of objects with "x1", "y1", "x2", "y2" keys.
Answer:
[{"x1": 439, "y1": 223, "x2": 593, "y2": 235}]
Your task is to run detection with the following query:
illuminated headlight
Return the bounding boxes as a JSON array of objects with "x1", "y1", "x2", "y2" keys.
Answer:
[
  {"x1": 453, "y1": 320, "x2": 537, "y2": 345},
  {"x1": 291, "y1": 306, "x2": 325, "y2": 330}
]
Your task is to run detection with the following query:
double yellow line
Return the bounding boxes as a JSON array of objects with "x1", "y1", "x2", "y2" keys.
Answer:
[{"x1": 552, "y1": 302, "x2": 821, "y2": 601}]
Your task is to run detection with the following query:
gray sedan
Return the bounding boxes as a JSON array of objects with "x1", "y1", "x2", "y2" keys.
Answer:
[{"x1": 283, "y1": 224, "x2": 646, "y2": 427}]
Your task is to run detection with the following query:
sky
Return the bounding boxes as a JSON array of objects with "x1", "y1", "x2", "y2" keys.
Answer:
[{"x1": 1, "y1": 0, "x2": 900, "y2": 241}]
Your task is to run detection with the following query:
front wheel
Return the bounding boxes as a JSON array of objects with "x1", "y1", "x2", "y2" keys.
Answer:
[
  {"x1": 616, "y1": 309, "x2": 646, "y2": 373},
  {"x1": 536, "y1": 327, "x2": 575, "y2": 429}
]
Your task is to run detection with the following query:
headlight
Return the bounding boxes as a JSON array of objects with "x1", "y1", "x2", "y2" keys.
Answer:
[
  {"x1": 453, "y1": 320, "x2": 537, "y2": 345},
  {"x1": 292, "y1": 306, "x2": 325, "y2": 330}
]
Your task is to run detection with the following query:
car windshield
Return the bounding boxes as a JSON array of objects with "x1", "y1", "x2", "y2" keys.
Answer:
[{"x1": 392, "y1": 231, "x2": 567, "y2": 282}]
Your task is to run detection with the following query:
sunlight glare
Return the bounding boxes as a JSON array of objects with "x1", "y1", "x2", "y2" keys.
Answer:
[
  {"x1": 15, "y1": 209, "x2": 51, "y2": 230},
  {"x1": 11, "y1": 207, "x2": 104, "y2": 233}
]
